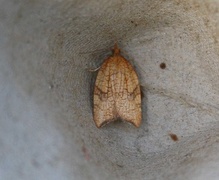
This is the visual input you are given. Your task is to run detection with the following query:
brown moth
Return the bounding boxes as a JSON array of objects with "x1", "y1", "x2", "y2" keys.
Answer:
[{"x1": 93, "y1": 44, "x2": 142, "y2": 128}]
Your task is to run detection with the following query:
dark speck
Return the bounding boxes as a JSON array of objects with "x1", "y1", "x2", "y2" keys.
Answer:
[
  {"x1": 169, "y1": 133, "x2": 179, "y2": 141},
  {"x1": 160, "y1": 63, "x2": 166, "y2": 69}
]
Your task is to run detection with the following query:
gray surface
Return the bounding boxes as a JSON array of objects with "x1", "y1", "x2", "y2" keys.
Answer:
[{"x1": 0, "y1": 0, "x2": 219, "y2": 179}]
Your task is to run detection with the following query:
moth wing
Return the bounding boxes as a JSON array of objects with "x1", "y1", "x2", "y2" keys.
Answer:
[
  {"x1": 115, "y1": 59, "x2": 142, "y2": 127},
  {"x1": 93, "y1": 59, "x2": 115, "y2": 128}
]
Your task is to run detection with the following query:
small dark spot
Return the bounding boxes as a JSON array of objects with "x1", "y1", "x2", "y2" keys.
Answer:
[
  {"x1": 160, "y1": 63, "x2": 166, "y2": 69},
  {"x1": 117, "y1": 164, "x2": 124, "y2": 168},
  {"x1": 169, "y1": 133, "x2": 179, "y2": 141},
  {"x1": 130, "y1": 20, "x2": 137, "y2": 27}
]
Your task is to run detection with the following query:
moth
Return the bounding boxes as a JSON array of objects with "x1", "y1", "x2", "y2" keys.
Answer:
[{"x1": 93, "y1": 44, "x2": 142, "y2": 128}]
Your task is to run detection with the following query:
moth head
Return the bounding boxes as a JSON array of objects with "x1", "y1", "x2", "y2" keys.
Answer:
[{"x1": 112, "y1": 43, "x2": 120, "y2": 56}]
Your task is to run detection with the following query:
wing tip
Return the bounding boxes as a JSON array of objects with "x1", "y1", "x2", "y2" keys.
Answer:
[{"x1": 125, "y1": 118, "x2": 142, "y2": 128}]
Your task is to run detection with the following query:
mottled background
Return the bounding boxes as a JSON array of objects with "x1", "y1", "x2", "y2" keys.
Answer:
[{"x1": 0, "y1": 0, "x2": 219, "y2": 179}]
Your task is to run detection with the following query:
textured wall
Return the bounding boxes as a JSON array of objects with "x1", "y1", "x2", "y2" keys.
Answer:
[{"x1": 0, "y1": 0, "x2": 219, "y2": 179}]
